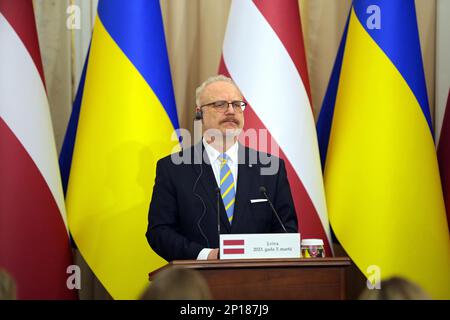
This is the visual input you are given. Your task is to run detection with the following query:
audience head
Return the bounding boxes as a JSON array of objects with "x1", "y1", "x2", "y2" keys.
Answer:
[
  {"x1": 141, "y1": 267, "x2": 212, "y2": 300},
  {"x1": 0, "y1": 269, "x2": 16, "y2": 300},
  {"x1": 359, "y1": 276, "x2": 431, "y2": 300}
]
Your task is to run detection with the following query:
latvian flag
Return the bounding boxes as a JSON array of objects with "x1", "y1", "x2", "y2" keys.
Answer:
[
  {"x1": 0, "y1": 1, "x2": 76, "y2": 299},
  {"x1": 222, "y1": 239, "x2": 245, "y2": 255},
  {"x1": 219, "y1": 0, "x2": 332, "y2": 255}
]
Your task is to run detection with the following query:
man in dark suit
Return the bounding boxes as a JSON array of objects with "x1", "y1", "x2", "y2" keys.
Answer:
[{"x1": 146, "y1": 75, "x2": 298, "y2": 261}]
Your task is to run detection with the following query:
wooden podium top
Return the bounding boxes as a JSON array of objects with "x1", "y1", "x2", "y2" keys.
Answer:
[
  {"x1": 149, "y1": 257, "x2": 351, "y2": 280},
  {"x1": 148, "y1": 257, "x2": 359, "y2": 299}
]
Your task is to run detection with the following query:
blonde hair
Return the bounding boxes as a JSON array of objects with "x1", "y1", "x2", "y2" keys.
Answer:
[
  {"x1": 359, "y1": 276, "x2": 431, "y2": 300},
  {"x1": 0, "y1": 269, "x2": 16, "y2": 300},
  {"x1": 195, "y1": 75, "x2": 237, "y2": 107},
  {"x1": 140, "y1": 267, "x2": 212, "y2": 300}
]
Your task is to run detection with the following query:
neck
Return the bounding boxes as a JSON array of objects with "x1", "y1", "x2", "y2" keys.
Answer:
[{"x1": 204, "y1": 134, "x2": 237, "y2": 153}]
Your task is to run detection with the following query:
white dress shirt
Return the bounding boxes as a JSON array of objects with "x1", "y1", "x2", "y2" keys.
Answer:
[{"x1": 197, "y1": 138, "x2": 239, "y2": 260}]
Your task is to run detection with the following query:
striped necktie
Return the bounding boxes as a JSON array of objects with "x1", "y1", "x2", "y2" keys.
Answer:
[{"x1": 219, "y1": 154, "x2": 235, "y2": 224}]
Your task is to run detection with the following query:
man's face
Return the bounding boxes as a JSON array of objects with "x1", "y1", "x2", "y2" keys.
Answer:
[{"x1": 198, "y1": 81, "x2": 245, "y2": 138}]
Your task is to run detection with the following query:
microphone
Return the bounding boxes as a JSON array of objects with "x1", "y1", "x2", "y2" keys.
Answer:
[
  {"x1": 215, "y1": 187, "x2": 221, "y2": 237},
  {"x1": 193, "y1": 141, "x2": 209, "y2": 248},
  {"x1": 216, "y1": 187, "x2": 222, "y2": 259},
  {"x1": 259, "y1": 186, "x2": 288, "y2": 233}
]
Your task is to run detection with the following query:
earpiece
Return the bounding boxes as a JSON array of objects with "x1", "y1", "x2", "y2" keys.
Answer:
[{"x1": 195, "y1": 109, "x2": 203, "y2": 120}]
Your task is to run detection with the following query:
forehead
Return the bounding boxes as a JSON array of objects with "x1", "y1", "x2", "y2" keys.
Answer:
[{"x1": 201, "y1": 81, "x2": 242, "y2": 100}]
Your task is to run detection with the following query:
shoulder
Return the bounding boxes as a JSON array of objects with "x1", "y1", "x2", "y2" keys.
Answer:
[
  {"x1": 240, "y1": 145, "x2": 286, "y2": 177},
  {"x1": 157, "y1": 144, "x2": 198, "y2": 167},
  {"x1": 241, "y1": 145, "x2": 285, "y2": 167}
]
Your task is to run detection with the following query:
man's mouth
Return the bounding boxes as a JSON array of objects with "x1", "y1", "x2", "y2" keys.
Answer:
[{"x1": 221, "y1": 119, "x2": 239, "y2": 125}]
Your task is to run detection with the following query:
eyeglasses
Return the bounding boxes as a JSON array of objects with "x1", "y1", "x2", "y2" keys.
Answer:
[{"x1": 200, "y1": 100, "x2": 247, "y2": 112}]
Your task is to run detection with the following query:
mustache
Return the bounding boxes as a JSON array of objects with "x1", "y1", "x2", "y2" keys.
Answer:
[{"x1": 220, "y1": 117, "x2": 240, "y2": 125}]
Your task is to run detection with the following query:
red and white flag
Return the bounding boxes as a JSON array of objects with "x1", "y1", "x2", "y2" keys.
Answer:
[
  {"x1": 219, "y1": 0, "x2": 332, "y2": 255},
  {"x1": 0, "y1": 1, "x2": 76, "y2": 299},
  {"x1": 436, "y1": 0, "x2": 450, "y2": 232},
  {"x1": 222, "y1": 240, "x2": 245, "y2": 255}
]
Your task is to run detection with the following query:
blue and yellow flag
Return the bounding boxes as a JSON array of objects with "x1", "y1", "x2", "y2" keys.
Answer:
[
  {"x1": 60, "y1": 0, "x2": 179, "y2": 299},
  {"x1": 317, "y1": 0, "x2": 450, "y2": 298}
]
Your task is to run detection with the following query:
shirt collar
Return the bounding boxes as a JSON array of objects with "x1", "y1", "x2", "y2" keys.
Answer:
[{"x1": 202, "y1": 137, "x2": 239, "y2": 165}]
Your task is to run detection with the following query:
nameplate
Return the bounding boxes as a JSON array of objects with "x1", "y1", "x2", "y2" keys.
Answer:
[{"x1": 219, "y1": 233, "x2": 301, "y2": 260}]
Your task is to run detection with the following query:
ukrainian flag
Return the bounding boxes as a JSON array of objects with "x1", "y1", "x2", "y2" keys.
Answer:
[
  {"x1": 317, "y1": 0, "x2": 450, "y2": 298},
  {"x1": 60, "y1": 0, "x2": 180, "y2": 299}
]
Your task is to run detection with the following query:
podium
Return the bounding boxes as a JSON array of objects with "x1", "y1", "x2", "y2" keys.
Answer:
[{"x1": 149, "y1": 257, "x2": 358, "y2": 300}]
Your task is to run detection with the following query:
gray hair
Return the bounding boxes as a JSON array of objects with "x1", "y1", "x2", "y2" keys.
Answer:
[{"x1": 195, "y1": 75, "x2": 236, "y2": 107}]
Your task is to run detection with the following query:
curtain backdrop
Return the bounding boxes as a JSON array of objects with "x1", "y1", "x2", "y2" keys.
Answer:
[
  {"x1": 32, "y1": 0, "x2": 437, "y2": 299},
  {"x1": 35, "y1": 0, "x2": 436, "y2": 151}
]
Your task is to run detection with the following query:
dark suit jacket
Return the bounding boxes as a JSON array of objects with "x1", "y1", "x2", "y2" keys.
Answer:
[{"x1": 146, "y1": 143, "x2": 298, "y2": 261}]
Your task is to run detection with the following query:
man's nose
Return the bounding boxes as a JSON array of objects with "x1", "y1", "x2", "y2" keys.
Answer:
[{"x1": 225, "y1": 103, "x2": 236, "y2": 114}]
